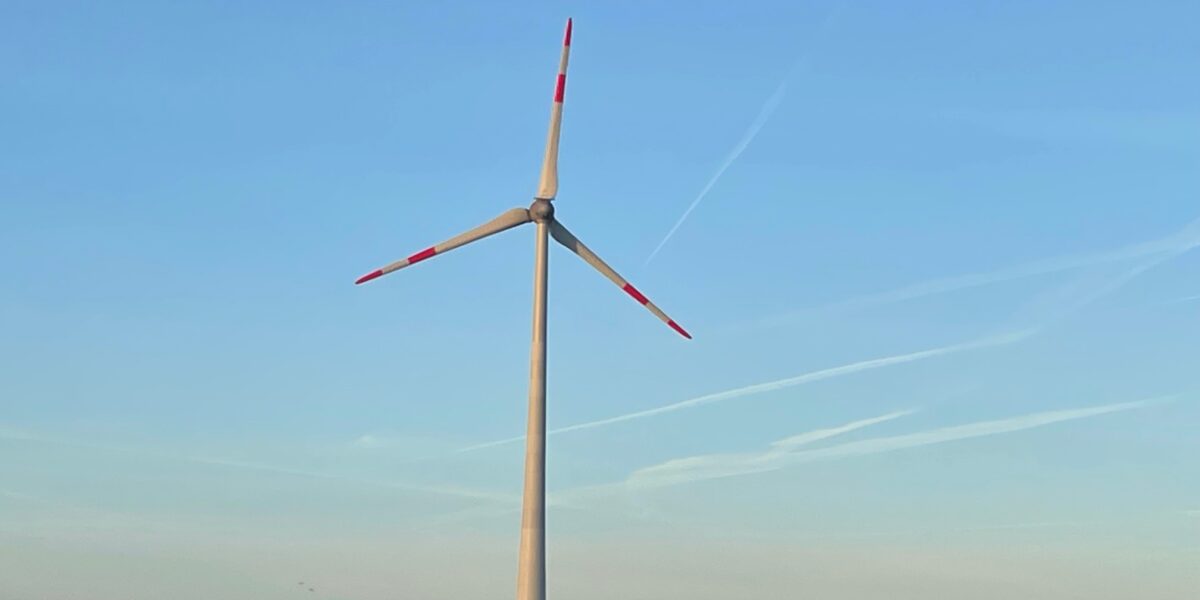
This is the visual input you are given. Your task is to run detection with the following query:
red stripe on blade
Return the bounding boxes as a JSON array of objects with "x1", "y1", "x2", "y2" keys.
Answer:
[
  {"x1": 554, "y1": 74, "x2": 566, "y2": 102},
  {"x1": 563, "y1": 18, "x2": 572, "y2": 46},
  {"x1": 407, "y1": 247, "x2": 437, "y2": 264},
  {"x1": 355, "y1": 269, "x2": 383, "y2": 285},
  {"x1": 667, "y1": 320, "x2": 692, "y2": 339},
  {"x1": 623, "y1": 283, "x2": 649, "y2": 305}
]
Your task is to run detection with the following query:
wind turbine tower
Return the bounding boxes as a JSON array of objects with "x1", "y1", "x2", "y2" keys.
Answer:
[{"x1": 355, "y1": 19, "x2": 690, "y2": 600}]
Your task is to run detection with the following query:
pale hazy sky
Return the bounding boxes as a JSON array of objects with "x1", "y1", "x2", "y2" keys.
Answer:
[{"x1": 2, "y1": 1, "x2": 1198, "y2": 598}]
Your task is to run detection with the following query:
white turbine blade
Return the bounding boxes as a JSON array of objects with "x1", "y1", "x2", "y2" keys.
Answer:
[
  {"x1": 534, "y1": 18, "x2": 572, "y2": 201},
  {"x1": 355, "y1": 208, "x2": 531, "y2": 284},
  {"x1": 549, "y1": 219, "x2": 691, "y2": 339}
]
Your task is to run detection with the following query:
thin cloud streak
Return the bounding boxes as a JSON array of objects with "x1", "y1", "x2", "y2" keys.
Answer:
[
  {"x1": 187, "y1": 455, "x2": 518, "y2": 505},
  {"x1": 643, "y1": 82, "x2": 786, "y2": 265},
  {"x1": 771, "y1": 409, "x2": 917, "y2": 450},
  {"x1": 643, "y1": 3, "x2": 844, "y2": 265},
  {"x1": 457, "y1": 330, "x2": 1031, "y2": 452},
  {"x1": 1161, "y1": 293, "x2": 1200, "y2": 305},
  {"x1": 636, "y1": 409, "x2": 917, "y2": 485},
  {"x1": 1006, "y1": 240, "x2": 1194, "y2": 330},
  {"x1": 758, "y1": 215, "x2": 1200, "y2": 327},
  {"x1": 0, "y1": 427, "x2": 517, "y2": 505},
  {"x1": 628, "y1": 396, "x2": 1169, "y2": 489}
]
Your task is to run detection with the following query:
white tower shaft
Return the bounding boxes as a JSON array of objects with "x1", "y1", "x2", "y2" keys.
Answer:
[{"x1": 516, "y1": 221, "x2": 549, "y2": 600}]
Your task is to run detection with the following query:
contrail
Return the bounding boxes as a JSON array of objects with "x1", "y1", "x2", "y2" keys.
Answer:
[
  {"x1": 457, "y1": 329, "x2": 1030, "y2": 452},
  {"x1": 756, "y1": 215, "x2": 1200, "y2": 327},
  {"x1": 643, "y1": 82, "x2": 787, "y2": 265},
  {"x1": 770, "y1": 408, "x2": 917, "y2": 450},
  {"x1": 1161, "y1": 293, "x2": 1200, "y2": 305},
  {"x1": 628, "y1": 395, "x2": 1169, "y2": 489},
  {"x1": 635, "y1": 409, "x2": 917, "y2": 485},
  {"x1": 1004, "y1": 237, "x2": 1196, "y2": 331},
  {"x1": 643, "y1": 3, "x2": 844, "y2": 266}
]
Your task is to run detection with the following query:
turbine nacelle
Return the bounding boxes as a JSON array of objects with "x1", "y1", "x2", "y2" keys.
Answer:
[{"x1": 529, "y1": 199, "x2": 554, "y2": 222}]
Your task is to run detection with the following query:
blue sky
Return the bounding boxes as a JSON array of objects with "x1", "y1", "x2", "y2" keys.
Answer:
[{"x1": 2, "y1": 1, "x2": 1198, "y2": 598}]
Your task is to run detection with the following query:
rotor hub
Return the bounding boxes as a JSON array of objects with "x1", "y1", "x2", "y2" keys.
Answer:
[{"x1": 529, "y1": 199, "x2": 555, "y2": 222}]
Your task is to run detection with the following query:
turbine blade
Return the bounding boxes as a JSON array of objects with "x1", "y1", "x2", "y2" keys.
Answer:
[
  {"x1": 534, "y1": 18, "x2": 572, "y2": 201},
  {"x1": 355, "y1": 208, "x2": 531, "y2": 284},
  {"x1": 549, "y1": 219, "x2": 691, "y2": 339}
]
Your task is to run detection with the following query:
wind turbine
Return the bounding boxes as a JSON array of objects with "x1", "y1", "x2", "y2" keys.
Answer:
[{"x1": 354, "y1": 18, "x2": 690, "y2": 600}]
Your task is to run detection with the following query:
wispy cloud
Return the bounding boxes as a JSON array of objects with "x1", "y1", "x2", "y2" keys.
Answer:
[
  {"x1": 1160, "y1": 293, "x2": 1200, "y2": 305},
  {"x1": 186, "y1": 455, "x2": 518, "y2": 504},
  {"x1": 1005, "y1": 240, "x2": 1195, "y2": 330},
  {"x1": 776, "y1": 517, "x2": 1109, "y2": 543},
  {"x1": 458, "y1": 330, "x2": 1030, "y2": 452},
  {"x1": 949, "y1": 108, "x2": 1200, "y2": 148},
  {"x1": 628, "y1": 396, "x2": 1169, "y2": 489},
  {"x1": 756, "y1": 215, "x2": 1200, "y2": 327},
  {"x1": 770, "y1": 409, "x2": 917, "y2": 450},
  {"x1": 630, "y1": 409, "x2": 917, "y2": 486},
  {"x1": 353, "y1": 434, "x2": 387, "y2": 449},
  {"x1": 0, "y1": 489, "x2": 40, "y2": 502},
  {"x1": 0, "y1": 427, "x2": 516, "y2": 505}
]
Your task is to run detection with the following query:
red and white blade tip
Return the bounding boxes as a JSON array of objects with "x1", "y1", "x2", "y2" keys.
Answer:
[
  {"x1": 564, "y1": 18, "x2": 572, "y2": 46},
  {"x1": 355, "y1": 269, "x2": 383, "y2": 285},
  {"x1": 622, "y1": 283, "x2": 692, "y2": 339},
  {"x1": 668, "y1": 320, "x2": 692, "y2": 339}
]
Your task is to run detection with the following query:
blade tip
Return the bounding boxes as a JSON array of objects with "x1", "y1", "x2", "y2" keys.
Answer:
[
  {"x1": 355, "y1": 269, "x2": 384, "y2": 285},
  {"x1": 668, "y1": 320, "x2": 692, "y2": 339},
  {"x1": 564, "y1": 18, "x2": 572, "y2": 46}
]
